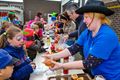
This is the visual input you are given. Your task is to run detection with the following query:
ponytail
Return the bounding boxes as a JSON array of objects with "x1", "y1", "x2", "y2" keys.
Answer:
[
  {"x1": 94, "y1": 13, "x2": 111, "y2": 25},
  {"x1": 101, "y1": 17, "x2": 111, "y2": 25},
  {"x1": 0, "y1": 33, "x2": 8, "y2": 48},
  {"x1": 0, "y1": 26, "x2": 21, "y2": 48}
]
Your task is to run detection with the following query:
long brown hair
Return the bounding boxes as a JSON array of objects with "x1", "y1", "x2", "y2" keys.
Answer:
[{"x1": 0, "y1": 26, "x2": 21, "y2": 48}]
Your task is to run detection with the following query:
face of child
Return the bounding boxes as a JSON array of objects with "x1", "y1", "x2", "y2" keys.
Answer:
[
  {"x1": 0, "y1": 66, "x2": 14, "y2": 80},
  {"x1": 8, "y1": 32, "x2": 24, "y2": 47},
  {"x1": 34, "y1": 27, "x2": 39, "y2": 33}
]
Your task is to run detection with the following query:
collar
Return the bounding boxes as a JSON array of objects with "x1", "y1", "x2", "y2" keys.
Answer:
[{"x1": 75, "y1": 15, "x2": 83, "y2": 23}]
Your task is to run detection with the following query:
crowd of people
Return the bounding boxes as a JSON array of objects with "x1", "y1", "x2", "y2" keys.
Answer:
[
  {"x1": 0, "y1": 10, "x2": 47, "y2": 80},
  {"x1": 0, "y1": 0, "x2": 120, "y2": 80}
]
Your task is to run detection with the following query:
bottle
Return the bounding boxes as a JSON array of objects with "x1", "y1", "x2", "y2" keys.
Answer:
[
  {"x1": 63, "y1": 57, "x2": 69, "y2": 74},
  {"x1": 50, "y1": 43, "x2": 56, "y2": 53},
  {"x1": 46, "y1": 35, "x2": 50, "y2": 46}
]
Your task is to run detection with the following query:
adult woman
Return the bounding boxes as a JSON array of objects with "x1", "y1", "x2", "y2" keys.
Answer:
[
  {"x1": 60, "y1": 12, "x2": 76, "y2": 35},
  {"x1": 43, "y1": 1, "x2": 120, "y2": 80},
  {"x1": 0, "y1": 26, "x2": 36, "y2": 80},
  {"x1": 60, "y1": 12, "x2": 76, "y2": 45}
]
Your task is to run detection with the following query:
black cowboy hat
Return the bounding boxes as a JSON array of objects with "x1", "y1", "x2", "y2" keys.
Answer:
[{"x1": 75, "y1": 1, "x2": 114, "y2": 16}]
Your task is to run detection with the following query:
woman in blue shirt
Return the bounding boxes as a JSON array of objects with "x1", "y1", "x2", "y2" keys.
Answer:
[{"x1": 43, "y1": 1, "x2": 120, "y2": 80}]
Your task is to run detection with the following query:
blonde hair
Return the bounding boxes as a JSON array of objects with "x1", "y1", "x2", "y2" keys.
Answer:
[
  {"x1": 87, "y1": 12, "x2": 111, "y2": 25},
  {"x1": 0, "y1": 26, "x2": 21, "y2": 48},
  {"x1": 31, "y1": 24, "x2": 39, "y2": 30}
]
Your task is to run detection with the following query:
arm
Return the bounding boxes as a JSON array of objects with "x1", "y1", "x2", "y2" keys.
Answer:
[
  {"x1": 44, "y1": 43, "x2": 83, "y2": 60},
  {"x1": 51, "y1": 54, "x2": 104, "y2": 71},
  {"x1": 49, "y1": 48, "x2": 71, "y2": 60},
  {"x1": 50, "y1": 60, "x2": 84, "y2": 71},
  {"x1": 11, "y1": 64, "x2": 33, "y2": 80},
  {"x1": 62, "y1": 60, "x2": 84, "y2": 69},
  {"x1": 27, "y1": 43, "x2": 40, "y2": 51},
  {"x1": 69, "y1": 21, "x2": 76, "y2": 33},
  {"x1": 62, "y1": 54, "x2": 104, "y2": 69},
  {"x1": 68, "y1": 30, "x2": 78, "y2": 38}
]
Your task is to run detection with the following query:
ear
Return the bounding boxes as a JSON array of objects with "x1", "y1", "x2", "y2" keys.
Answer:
[
  {"x1": 0, "y1": 70, "x2": 3, "y2": 76},
  {"x1": 7, "y1": 38, "x2": 12, "y2": 43}
]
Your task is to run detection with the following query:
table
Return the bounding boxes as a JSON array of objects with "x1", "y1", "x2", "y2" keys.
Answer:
[
  {"x1": 30, "y1": 35, "x2": 84, "y2": 80},
  {"x1": 29, "y1": 53, "x2": 84, "y2": 80}
]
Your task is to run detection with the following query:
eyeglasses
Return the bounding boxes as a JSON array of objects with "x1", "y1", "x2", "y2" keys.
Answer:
[{"x1": 15, "y1": 36, "x2": 24, "y2": 41}]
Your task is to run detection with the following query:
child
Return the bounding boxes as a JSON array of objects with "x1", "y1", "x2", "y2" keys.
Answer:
[
  {"x1": 32, "y1": 22, "x2": 43, "y2": 40},
  {"x1": 31, "y1": 23, "x2": 45, "y2": 52},
  {"x1": 23, "y1": 28, "x2": 41, "y2": 61},
  {"x1": 0, "y1": 26, "x2": 36, "y2": 80},
  {"x1": 0, "y1": 21, "x2": 12, "y2": 35},
  {"x1": 0, "y1": 49, "x2": 16, "y2": 80}
]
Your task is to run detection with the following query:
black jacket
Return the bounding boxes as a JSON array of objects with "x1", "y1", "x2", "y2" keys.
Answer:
[{"x1": 69, "y1": 15, "x2": 87, "y2": 39}]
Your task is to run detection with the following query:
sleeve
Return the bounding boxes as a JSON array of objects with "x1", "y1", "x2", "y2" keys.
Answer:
[
  {"x1": 72, "y1": 21, "x2": 76, "y2": 31},
  {"x1": 76, "y1": 29, "x2": 88, "y2": 46},
  {"x1": 68, "y1": 30, "x2": 88, "y2": 55},
  {"x1": 68, "y1": 43, "x2": 83, "y2": 55},
  {"x1": 78, "y1": 23, "x2": 87, "y2": 35},
  {"x1": 69, "y1": 21, "x2": 76, "y2": 33},
  {"x1": 83, "y1": 54, "x2": 104, "y2": 69},
  {"x1": 11, "y1": 64, "x2": 33, "y2": 80},
  {"x1": 68, "y1": 30, "x2": 78, "y2": 38},
  {"x1": 28, "y1": 43, "x2": 39, "y2": 51},
  {"x1": 38, "y1": 29, "x2": 43, "y2": 37},
  {"x1": 89, "y1": 34, "x2": 118, "y2": 60}
]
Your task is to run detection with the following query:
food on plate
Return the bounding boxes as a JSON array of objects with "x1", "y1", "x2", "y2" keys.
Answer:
[
  {"x1": 77, "y1": 77, "x2": 84, "y2": 80},
  {"x1": 43, "y1": 58, "x2": 55, "y2": 68},
  {"x1": 71, "y1": 74, "x2": 78, "y2": 80}
]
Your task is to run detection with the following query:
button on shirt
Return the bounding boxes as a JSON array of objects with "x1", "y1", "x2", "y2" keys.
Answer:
[{"x1": 76, "y1": 24, "x2": 120, "y2": 80}]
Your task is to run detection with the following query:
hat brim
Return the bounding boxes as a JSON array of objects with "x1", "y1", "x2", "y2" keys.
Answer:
[
  {"x1": 75, "y1": 6, "x2": 114, "y2": 16},
  {"x1": 0, "y1": 55, "x2": 19, "y2": 69}
]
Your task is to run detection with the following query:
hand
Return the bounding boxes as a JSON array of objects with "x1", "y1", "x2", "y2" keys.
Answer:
[
  {"x1": 64, "y1": 34, "x2": 68, "y2": 41},
  {"x1": 33, "y1": 63, "x2": 49, "y2": 75},
  {"x1": 50, "y1": 60, "x2": 63, "y2": 71},
  {"x1": 30, "y1": 62, "x2": 36, "y2": 70},
  {"x1": 43, "y1": 58, "x2": 55, "y2": 68},
  {"x1": 42, "y1": 53, "x2": 52, "y2": 59}
]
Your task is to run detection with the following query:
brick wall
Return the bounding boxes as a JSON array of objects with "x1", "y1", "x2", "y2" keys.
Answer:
[{"x1": 106, "y1": 1, "x2": 120, "y2": 41}]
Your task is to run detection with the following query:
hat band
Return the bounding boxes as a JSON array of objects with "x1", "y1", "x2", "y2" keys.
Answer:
[
  {"x1": 9, "y1": 12, "x2": 15, "y2": 15},
  {"x1": 88, "y1": 13, "x2": 95, "y2": 27}
]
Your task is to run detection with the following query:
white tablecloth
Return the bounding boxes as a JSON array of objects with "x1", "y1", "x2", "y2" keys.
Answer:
[{"x1": 29, "y1": 53, "x2": 84, "y2": 80}]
